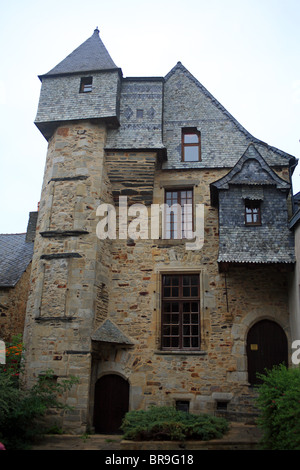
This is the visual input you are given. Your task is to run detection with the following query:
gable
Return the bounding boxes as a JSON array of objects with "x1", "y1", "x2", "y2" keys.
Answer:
[
  {"x1": 211, "y1": 143, "x2": 290, "y2": 205},
  {"x1": 163, "y1": 62, "x2": 296, "y2": 170}
]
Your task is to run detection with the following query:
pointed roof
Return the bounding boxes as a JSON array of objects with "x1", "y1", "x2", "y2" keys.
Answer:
[
  {"x1": 210, "y1": 144, "x2": 291, "y2": 206},
  {"x1": 43, "y1": 28, "x2": 118, "y2": 77},
  {"x1": 91, "y1": 319, "x2": 134, "y2": 345}
]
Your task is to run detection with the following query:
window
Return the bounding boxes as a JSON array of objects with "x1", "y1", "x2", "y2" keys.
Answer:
[
  {"x1": 176, "y1": 401, "x2": 190, "y2": 412},
  {"x1": 79, "y1": 77, "x2": 93, "y2": 93},
  {"x1": 182, "y1": 128, "x2": 201, "y2": 161},
  {"x1": 165, "y1": 189, "x2": 193, "y2": 239},
  {"x1": 245, "y1": 200, "x2": 261, "y2": 226},
  {"x1": 161, "y1": 274, "x2": 200, "y2": 350}
]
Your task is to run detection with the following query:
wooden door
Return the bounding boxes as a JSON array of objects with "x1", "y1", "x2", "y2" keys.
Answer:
[
  {"x1": 93, "y1": 374, "x2": 129, "y2": 433},
  {"x1": 246, "y1": 320, "x2": 288, "y2": 385}
]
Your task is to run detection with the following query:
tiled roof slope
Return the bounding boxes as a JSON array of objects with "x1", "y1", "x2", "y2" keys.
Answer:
[
  {"x1": 43, "y1": 28, "x2": 118, "y2": 76},
  {"x1": 0, "y1": 234, "x2": 34, "y2": 287}
]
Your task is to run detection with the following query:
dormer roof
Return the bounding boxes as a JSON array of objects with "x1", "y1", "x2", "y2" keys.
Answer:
[
  {"x1": 41, "y1": 28, "x2": 119, "y2": 78},
  {"x1": 210, "y1": 144, "x2": 291, "y2": 206}
]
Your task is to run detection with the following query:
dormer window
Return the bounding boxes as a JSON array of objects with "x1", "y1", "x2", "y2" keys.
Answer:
[
  {"x1": 182, "y1": 128, "x2": 201, "y2": 162},
  {"x1": 245, "y1": 200, "x2": 261, "y2": 226},
  {"x1": 80, "y1": 77, "x2": 93, "y2": 93}
]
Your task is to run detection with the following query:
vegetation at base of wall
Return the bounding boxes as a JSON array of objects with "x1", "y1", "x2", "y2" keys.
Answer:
[
  {"x1": 0, "y1": 335, "x2": 79, "y2": 450},
  {"x1": 121, "y1": 406, "x2": 229, "y2": 441},
  {"x1": 256, "y1": 364, "x2": 300, "y2": 450}
]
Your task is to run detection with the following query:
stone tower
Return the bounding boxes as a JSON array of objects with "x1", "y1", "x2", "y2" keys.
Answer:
[{"x1": 23, "y1": 29, "x2": 122, "y2": 432}]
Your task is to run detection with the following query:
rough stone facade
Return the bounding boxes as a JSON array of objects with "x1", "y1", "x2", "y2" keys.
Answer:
[{"x1": 20, "y1": 29, "x2": 298, "y2": 433}]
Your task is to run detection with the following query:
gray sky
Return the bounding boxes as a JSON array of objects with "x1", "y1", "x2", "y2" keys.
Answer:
[{"x1": 1, "y1": 0, "x2": 300, "y2": 233}]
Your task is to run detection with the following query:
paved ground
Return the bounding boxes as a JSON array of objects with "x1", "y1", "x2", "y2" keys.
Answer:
[{"x1": 29, "y1": 422, "x2": 262, "y2": 450}]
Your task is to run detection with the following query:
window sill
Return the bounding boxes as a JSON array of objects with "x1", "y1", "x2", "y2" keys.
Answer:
[{"x1": 154, "y1": 350, "x2": 207, "y2": 356}]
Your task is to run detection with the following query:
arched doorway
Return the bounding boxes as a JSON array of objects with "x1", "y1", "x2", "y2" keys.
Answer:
[
  {"x1": 246, "y1": 319, "x2": 288, "y2": 385},
  {"x1": 93, "y1": 374, "x2": 129, "y2": 433}
]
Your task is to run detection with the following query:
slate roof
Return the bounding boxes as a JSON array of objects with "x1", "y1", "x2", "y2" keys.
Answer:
[
  {"x1": 210, "y1": 144, "x2": 291, "y2": 206},
  {"x1": 211, "y1": 145, "x2": 295, "y2": 266},
  {"x1": 91, "y1": 319, "x2": 134, "y2": 345},
  {"x1": 0, "y1": 234, "x2": 34, "y2": 287},
  {"x1": 43, "y1": 28, "x2": 118, "y2": 77}
]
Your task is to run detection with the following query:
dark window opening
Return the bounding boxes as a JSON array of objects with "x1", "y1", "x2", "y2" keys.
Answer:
[
  {"x1": 182, "y1": 128, "x2": 201, "y2": 162},
  {"x1": 216, "y1": 401, "x2": 228, "y2": 411},
  {"x1": 176, "y1": 400, "x2": 190, "y2": 413},
  {"x1": 80, "y1": 77, "x2": 93, "y2": 93},
  {"x1": 245, "y1": 199, "x2": 261, "y2": 226},
  {"x1": 165, "y1": 189, "x2": 193, "y2": 239},
  {"x1": 161, "y1": 274, "x2": 200, "y2": 350}
]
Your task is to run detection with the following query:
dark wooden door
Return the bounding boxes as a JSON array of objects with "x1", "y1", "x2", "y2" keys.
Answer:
[
  {"x1": 93, "y1": 374, "x2": 129, "y2": 433},
  {"x1": 246, "y1": 320, "x2": 288, "y2": 385}
]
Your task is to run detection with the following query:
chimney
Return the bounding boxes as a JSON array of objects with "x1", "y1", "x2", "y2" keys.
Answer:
[{"x1": 25, "y1": 211, "x2": 38, "y2": 243}]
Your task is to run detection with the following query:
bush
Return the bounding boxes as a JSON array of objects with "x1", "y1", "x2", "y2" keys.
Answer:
[
  {"x1": 256, "y1": 364, "x2": 300, "y2": 450},
  {"x1": 0, "y1": 335, "x2": 79, "y2": 450},
  {"x1": 120, "y1": 406, "x2": 229, "y2": 441}
]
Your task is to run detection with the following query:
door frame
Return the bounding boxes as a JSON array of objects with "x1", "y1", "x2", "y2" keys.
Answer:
[
  {"x1": 93, "y1": 372, "x2": 130, "y2": 434},
  {"x1": 246, "y1": 318, "x2": 288, "y2": 385}
]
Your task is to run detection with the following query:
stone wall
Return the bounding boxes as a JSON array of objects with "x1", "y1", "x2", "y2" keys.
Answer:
[
  {"x1": 89, "y1": 165, "x2": 293, "y2": 421},
  {"x1": 0, "y1": 264, "x2": 31, "y2": 342}
]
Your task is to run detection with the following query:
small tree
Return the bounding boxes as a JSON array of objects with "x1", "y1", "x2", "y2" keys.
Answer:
[
  {"x1": 0, "y1": 335, "x2": 79, "y2": 449},
  {"x1": 256, "y1": 364, "x2": 300, "y2": 450}
]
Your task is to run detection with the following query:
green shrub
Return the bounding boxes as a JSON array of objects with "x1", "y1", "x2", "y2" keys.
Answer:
[
  {"x1": 0, "y1": 336, "x2": 79, "y2": 450},
  {"x1": 256, "y1": 364, "x2": 300, "y2": 450},
  {"x1": 120, "y1": 406, "x2": 229, "y2": 441}
]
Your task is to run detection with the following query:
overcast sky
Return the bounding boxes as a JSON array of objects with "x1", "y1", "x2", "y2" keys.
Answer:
[{"x1": 1, "y1": 0, "x2": 299, "y2": 233}]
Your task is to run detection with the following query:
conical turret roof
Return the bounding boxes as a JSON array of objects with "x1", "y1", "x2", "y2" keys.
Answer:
[{"x1": 44, "y1": 28, "x2": 118, "y2": 76}]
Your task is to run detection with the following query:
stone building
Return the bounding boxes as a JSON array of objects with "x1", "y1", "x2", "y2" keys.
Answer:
[
  {"x1": 0, "y1": 212, "x2": 37, "y2": 342},
  {"x1": 21, "y1": 28, "x2": 298, "y2": 433}
]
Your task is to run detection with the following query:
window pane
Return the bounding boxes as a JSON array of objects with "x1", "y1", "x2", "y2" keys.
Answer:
[
  {"x1": 191, "y1": 287, "x2": 198, "y2": 297},
  {"x1": 183, "y1": 287, "x2": 190, "y2": 297},
  {"x1": 183, "y1": 325, "x2": 190, "y2": 336},
  {"x1": 172, "y1": 287, "x2": 179, "y2": 297},
  {"x1": 184, "y1": 134, "x2": 199, "y2": 144},
  {"x1": 184, "y1": 146, "x2": 199, "y2": 161},
  {"x1": 164, "y1": 287, "x2": 170, "y2": 297},
  {"x1": 192, "y1": 325, "x2": 198, "y2": 336}
]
